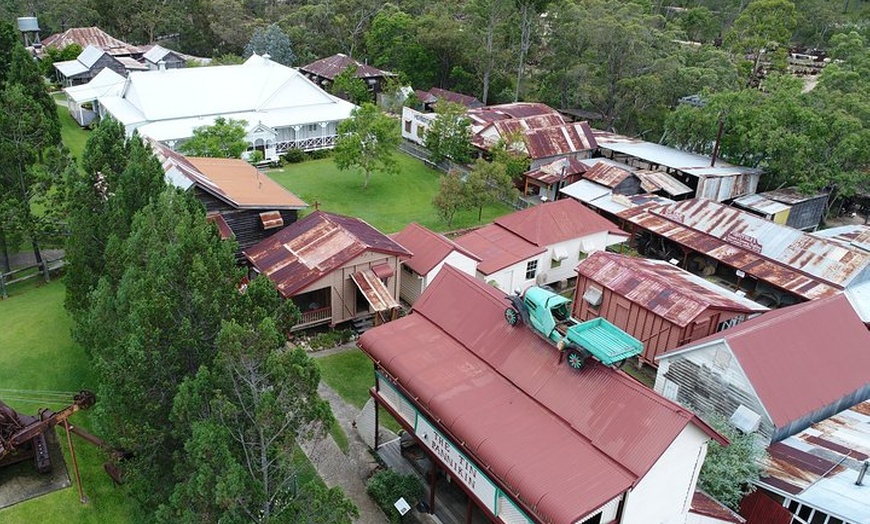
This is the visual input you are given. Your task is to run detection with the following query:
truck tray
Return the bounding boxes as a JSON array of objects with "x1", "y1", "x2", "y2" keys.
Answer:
[{"x1": 566, "y1": 317, "x2": 642, "y2": 366}]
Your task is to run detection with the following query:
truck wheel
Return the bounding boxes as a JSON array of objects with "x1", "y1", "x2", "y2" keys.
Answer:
[
  {"x1": 566, "y1": 348, "x2": 587, "y2": 370},
  {"x1": 504, "y1": 308, "x2": 519, "y2": 326}
]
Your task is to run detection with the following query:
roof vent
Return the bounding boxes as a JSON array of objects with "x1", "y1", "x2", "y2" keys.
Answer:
[
  {"x1": 263, "y1": 53, "x2": 271, "y2": 61},
  {"x1": 857, "y1": 460, "x2": 868, "y2": 486}
]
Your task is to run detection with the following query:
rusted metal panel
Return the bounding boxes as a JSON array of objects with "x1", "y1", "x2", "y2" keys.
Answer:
[
  {"x1": 41, "y1": 27, "x2": 146, "y2": 56},
  {"x1": 691, "y1": 491, "x2": 746, "y2": 523},
  {"x1": 467, "y1": 102, "x2": 561, "y2": 126},
  {"x1": 739, "y1": 491, "x2": 792, "y2": 524},
  {"x1": 583, "y1": 162, "x2": 632, "y2": 188},
  {"x1": 524, "y1": 157, "x2": 588, "y2": 185},
  {"x1": 634, "y1": 170, "x2": 692, "y2": 196},
  {"x1": 618, "y1": 199, "x2": 870, "y2": 299},
  {"x1": 259, "y1": 211, "x2": 283, "y2": 230},
  {"x1": 300, "y1": 53, "x2": 394, "y2": 80},
  {"x1": 206, "y1": 212, "x2": 234, "y2": 239},
  {"x1": 351, "y1": 269, "x2": 399, "y2": 312}
]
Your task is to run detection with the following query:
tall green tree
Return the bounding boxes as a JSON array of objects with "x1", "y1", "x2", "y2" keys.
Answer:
[
  {"x1": 245, "y1": 23, "x2": 296, "y2": 66},
  {"x1": 179, "y1": 117, "x2": 249, "y2": 159},
  {"x1": 463, "y1": 158, "x2": 518, "y2": 220},
  {"x1": 333, "y1": 103, "x2": 400, "y2": 189},
  {"x1": 467, "y1": 0, "x2": 513, "y2": 104},
  {"x1": 332, "y1": 64, "x2": 372, "y2": 104},
  {"x1": 725, "y1": 0, "x2": 798, "y2": 85},
  {"x1": 424, "y1": 101, "x2": 473, "y2": 164},
  {"x1": 432, "y1": 169, "x2": 467, "y2": 226}
]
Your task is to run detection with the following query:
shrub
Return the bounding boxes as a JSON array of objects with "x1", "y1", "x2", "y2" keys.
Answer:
[
  {"x1": 307, "y1": 148, "x2": 332, "y2": 160},
  {"x1": 306, "y1": 328, "x2": 355, "y2": 350},
  {"x1": 248, "y1": 150, "x2": 265, "y2": 164},
  {"x1": 366, "y1": 469, "x2": 424, "y2": 523},
  {"x1": 283, "y1": 148, "x2": 306, "y2": 163}
]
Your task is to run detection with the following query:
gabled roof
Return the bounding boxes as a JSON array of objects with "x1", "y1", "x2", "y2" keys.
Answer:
[
  {"x1": 243, "y1": 211, "x2": 411, "y2": 297},
  {"x1": 53, "y1": 44, "x2": 114, "y2": 77},
  {"x1": 524, "y1": 157, "x2": 589, "y2": 185},
  {"x1": 142, "y1": 44, "x2": 182, "y2": 64},
  {"x1": 659, "y1": 294, "x2": 870, "y2": 428},
  {"x1": 426, "y1": 87, "x2": 483, "y2": 108},
  {"x1": 494, "y1": 198, "x2": 625, "y2": 247},
  {"x1": 63, "y1": 68, "x2": 126, "y2": 103},
  {"x1": 523, "y1": 121, "x2": 597, "y2": 158},
  {"x1": 618, "y1": 199, "x2": 870, "y2": 299},
  {"x1": 41, "y1": 26, "x2": 145, "y2": 56},
  {"x1": 391, "y1": 223, "x2": 479, "y2": 276},
  {"x1": 466, "y1": 102, "x2": 561, "y2": 126},
  {"x1": 300, "y1": 53, "x2": 395, "y2": 80},
  {"x1": 453, "y1": 224, "x2": 544, "y2": 275},
  {"x1": 633, "y1": 170, "x2": 693, "y2": 197},
  {"x1": 152, "y1": 142, "x2": 306, "y2": 210},
  {"x1": 359, "y1": 267, "x2": 725, "y2": 524},
  {"x1": 577, "y1": 252, "x2": 767, "y2": 326}
]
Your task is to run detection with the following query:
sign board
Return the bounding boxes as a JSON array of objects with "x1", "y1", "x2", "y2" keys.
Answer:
[
  {"x1": 724, "y1": 231, "x2": 763, "y2": 254},
  {"x1": 415, "y1": 416, "x2": 498, "y2": 514},
  {"x1": 394, "y1": 497, "x2": 411, "y2": 516}
]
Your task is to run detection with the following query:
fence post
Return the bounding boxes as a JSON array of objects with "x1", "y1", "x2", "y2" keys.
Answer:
[
  {"x1": 1, "y1": 272, "x2": 6, "y2": 299},
  {"x1": 42, "y1": 260, "x2": 51, "y2": 283}
]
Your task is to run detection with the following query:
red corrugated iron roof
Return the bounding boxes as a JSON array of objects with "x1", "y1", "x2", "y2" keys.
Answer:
[
  {"x1": 391, "y1": 223, "x2": 479, "y2": 276},
  {"x1": 427, "y1": 87, "x2": 483, "y2": 108},
  {"x1": 524, "y1": 121, "x2": 598, "y2": 159},
  {"x1": 618, "y1": 199, "x2": 870, "y2": 300},
  {"x1": 359, "y1": 267, "x2": 725, "y2": 524},
  {"x1": 577, "y1": 252, "x2": 767, "y2": 327},
  {"x1": 691, "y1": 491, "x2": 746, "y2": 523},
  {"x1": 660, "y1": 294, "x2": 870, "y2": 428},
  {"x1": 583, "y1": 161, "x2": 633, "y2": 188},
  {"x1": 300, "y1": 53, "x2": 394, "y2": 80},
  {"x1": 206, "y1": 212, "x2": 234, "y2": 239},
  {"x1": 453, "y1": 223, "x2": 544, "y2": 275},
  {"x1": 41, "y1": 26, "x2": 145, "y2": 56},
  {"x1": 243, "y1": 211, "x2": 411, "y2": 297},
  {"x1": 351, "y1": 269, "x2": 399, "y2": 312},
  {"x1": 495, "y1": 198, "x2": 625, "y2": 247}
]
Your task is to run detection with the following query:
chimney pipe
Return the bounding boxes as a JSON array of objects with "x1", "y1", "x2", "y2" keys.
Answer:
[{"x1": 857, "y1": 460, "x2": 869, "y2": 486}]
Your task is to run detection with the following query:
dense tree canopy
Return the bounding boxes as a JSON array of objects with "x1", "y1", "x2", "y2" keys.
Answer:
[{"x1": 179, "y1": 117, "x2": 249, "y2": 158}]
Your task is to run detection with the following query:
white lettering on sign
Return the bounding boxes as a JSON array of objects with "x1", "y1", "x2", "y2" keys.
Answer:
[
  {"x1": 723, "y1": 231, "x2": 763, "y2": 253},
  {"x1": 415, "y1": 416, "x2": 498, "y2": 514}
]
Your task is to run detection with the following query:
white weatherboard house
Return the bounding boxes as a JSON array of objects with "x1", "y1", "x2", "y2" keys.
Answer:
[{"x1": 92, "y1": 54, "x2": 356, "y2": 160}]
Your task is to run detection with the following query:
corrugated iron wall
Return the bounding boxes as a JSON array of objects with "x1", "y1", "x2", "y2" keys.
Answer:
[{"x1": 739, "y1": 491, "x2": 791, "y2": 524}]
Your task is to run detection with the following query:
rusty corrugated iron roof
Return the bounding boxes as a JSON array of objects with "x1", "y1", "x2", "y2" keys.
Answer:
[
  {"x1": 299, "y1": 53, "x2": 395, "y2": 80},
  {"x1": 691, "y1": 491, "x2": 746, "y2": 523},
  {"x1": 733, "y1": 193, "x2": 791, "y2": 215},
  {"x1": 206, "y1": 212, "x2": 234, "y2": 239},
  {"x1": 524, "y1": 121, "x2": 597, "y2": 158},
  {"x1": 453, "y1": 223, "x2": 544, "y2": 275},
  {"x1": 41, "y1": 26, "x2": 146, "y2": 56},
  {"x1": 583, "y1": 161, "x2": 633, "y2": 188},
  {"x1": 351, "y1": 269, "x2": 399, "y2": 311},
  {"x1": 812, "y1": 224, "x2": 870, "y2": 253},
  {"x1": 633, "y1": 170, "x2": 692, "y2": 196},
  {"x1": 757, "y1": 400, "x2": 870, "y2": 524},
  {"x1": 577, "y1": 252, "x2": 767, "y2": 327},
  {"x1": 359, "y1": 267, "x2": 725, "y2": 524},
  {"x1": 391, "y1": 223, "x2": 479, "y2": 276},
  {"x1": 466, "y1": 102, "x2": 561, "y2": 126},
  {"x1": 618, "y1": 199, "x2": 870, "y2": 299},
  {"x1": 524, "y1": 157, "x2": 588, "y2": 185},
  {"x1": 243, "y1": 211, "x2": 411, "y2": 297},
  {"x1": 426, "y1": 87, "x2": 483, "y2": 108},
  {"x1": 660, "y1": 294, "x2": 870, "y2": 428}
]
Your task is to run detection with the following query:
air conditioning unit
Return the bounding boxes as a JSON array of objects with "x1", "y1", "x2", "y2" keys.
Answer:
[
  {"x1": 583, "y1": 286, "x2": 603, "y2": 307},
  {"x1": 730, "y1": 405, "x2": 762, "y2": 433},
  {"x1": 536, "y1": 272, "x2": 548, "y2": 285}
]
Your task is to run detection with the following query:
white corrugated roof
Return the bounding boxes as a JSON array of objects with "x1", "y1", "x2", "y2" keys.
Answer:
[
  {"x1": 64, "y1": 68, "x2": 126, "y2": 103},
  {"x1": 54, "y1": 59, "x2": 89, "y2": 77},
  {"x1": 78, "y1": 45, "x2": 105, "y2": 68},
  {"x1": 142, "y1": 44, "x2": 170, "y2": 63},
  {"x1": 845, "y1": 280, "x2": 870, "y2": 323},
  {"x1": 560, "y1": 179, "x2": 611, "y2": 202}
]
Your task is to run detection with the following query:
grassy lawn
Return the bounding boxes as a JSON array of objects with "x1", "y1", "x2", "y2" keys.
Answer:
[
  {"x1": 0, "y1": 280, "x2": 136, "y2": 524},
  {"x1": 268, "y1": 153, "x2": 514, "y2": 234},
  {"x1": 56, "y1": 103, "x2": 89, "y2": 162},
  {"x1": 316, "y1": 349, "x2": 402, "y2": 434}
]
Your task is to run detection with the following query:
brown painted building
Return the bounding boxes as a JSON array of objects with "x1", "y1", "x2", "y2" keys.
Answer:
[{"x1": 573, "y1": 252, "x2": 767, "y2": 366}]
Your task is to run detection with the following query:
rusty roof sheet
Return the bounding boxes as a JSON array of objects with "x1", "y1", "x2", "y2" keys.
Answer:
[
  {"x1": 466, "y1": 102, "x2": 561, "y2": 126},
  {"x1": 391, "y1": 223, "x2": 479, "y2": 276},
  {"x1": 206, "y1": 212, "x2": 234, "y2": 239},
  {"x1": 453, "y1": 223, "x2": 544, "y2": 275},
  {"x1": 359, "y1": 267, "x2": 725, "y2": 524},
  {"x1": 243, "y1": 211, "x2": 411, "y2": 297},
  {"x1": 427, "y1": 87, "x2": 483, "y2": 108},
  {"x1": 577, "y1": 252, "x2": 767, "y2": 326},
  {"x1": 524, "y1": 157, "x2": 589, "y2": 185},
  {"x1": 351, "y1": 269, "x2": 399, "y2": 311},
  {"x1": 660, "y1": 294, "x2": 870, "y2": 428},
  {"x1": 494, "y1": 198, "x2": 625, "y2": 247},
  {"x1": 523, "y1": 121, "x2": 598, "y2": 158},
  {"x1": 757, "y1": 400, "x2": 870, "y2": 523},
  {"x1": 761, "y1": 187, "x2": 829, "y2": 205},
  {"x1": 583, "y1": 161, "x2": 633, "y2": 188},
  {"x1": 812, "y1": 224, "x2": 870, "y2": 253},
  {"x1": 300, "y1": 53, "x2": 395, "y2": 80},
  {"x1": 41, "y1": 26, "x2": 146, "y2": 56},
  {"x1": 634, "y1": 170, "x2": 693, "y2": 196},
  {"x1": 691, "y1": 491, "x2": 746, "y2": 523},
  {"x1": 618, "y1": 199, "x2": 870, "y2": 299},
  {"x1": 153, "y1": 142, "x2": 306, "y2": 210}
]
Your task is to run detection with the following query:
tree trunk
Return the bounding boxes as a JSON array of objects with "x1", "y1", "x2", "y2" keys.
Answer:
[
  {"x1": 31, "y1": 238, "x2": 47, "y2": 282},
  {"x1": 515, "y1": 3, "x2": 532, "y2": 102},
  {"x1": 0, "y1": 227, "x2": 9, "y2": 274}
]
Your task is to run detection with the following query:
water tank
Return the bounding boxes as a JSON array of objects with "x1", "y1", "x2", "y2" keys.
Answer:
[{"x1": 17, "y1": 17, "x2": 39, "y2": 32}]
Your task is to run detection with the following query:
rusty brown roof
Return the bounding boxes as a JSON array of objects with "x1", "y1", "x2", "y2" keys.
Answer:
[
  {"x1": 583, "y1": 161, "x2": 633, "y2": 188},
  {"x1": 618, "y1": 199, "x2": 870, "y2": 300},
  {"x1": 524, "y1": 121, "x2": 598, "y2": 158},
  {"x1": 633, "y1": 170, "x2": 693, "y2": 196},
  {"x1": 427, "y1": 87, "x2": 483, "y2": 108},
  {"x1": 300, "y1": 53, "x2": 395, "y2": 81},
  {"x1": 243, "y1": 211, "x2": 411, "y2": 297},
  {"x1": 524, "y1": 157, "x2": 589, "y2": 185},
  {"x1": 691, "y1": 491, "x2": 746, "y2": 523},
  {"x1": 352, "y1": 269, "x2": 399, "y2": 311},
  {"x1": 577, "y1": 252, "x2": 767, "y2": 327},
  {"x1": 359, "y1": 266, "x2": 725, "y2": 524},
  {"x1": 153, "y1": 142, "x2": 306, "y2": 210},
  {"x1": 466, "y1": 102, "x2": 561, "y2": 126},
  {"x1": 391, "y1": 223, "x2": 479, "y2": 276},
  {"x1": 41, "y1": 26, "x2": 146, "y2": 56}
]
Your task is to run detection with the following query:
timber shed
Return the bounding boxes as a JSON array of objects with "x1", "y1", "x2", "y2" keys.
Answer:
[
  {"x1": 153, "y1": 142, "x2": 306, "y2": 257},
  {"x1": 359, "y1": 266, "x2": 726, "y2": 524},
  {"x1": 299, "y1": 53, "x2": 396, "y2": 94},
  {"x1": 243, "y1": 211, "x2": 411, "y2": 330},
  {"x1": 655, "y1": 294, "x2": 870, "y2": 444},
  {"x1": 574, "y1": 252, "x2": 767, "y2": 366}
]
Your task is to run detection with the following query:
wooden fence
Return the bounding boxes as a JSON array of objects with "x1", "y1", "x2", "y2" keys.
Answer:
[{"x1": 0, "y1": 255, "x2": 65, "y2": 299}]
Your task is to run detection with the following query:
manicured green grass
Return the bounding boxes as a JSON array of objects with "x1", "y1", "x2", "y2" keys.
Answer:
[
  {"x1": 268, "y1": 153, "x2": 513, "y2": 233},
  {"x1": 57, "y1": 103, "x2": 90, "y2": 162},
  {"x1": 316, "y1": 349, "x2": 402, "y2": 434},
  {"x1": 0, "y1": 281, "x2": 136, "y2": 524}
]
